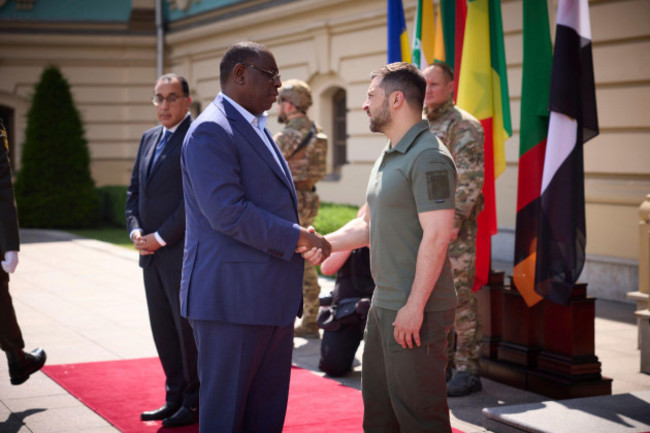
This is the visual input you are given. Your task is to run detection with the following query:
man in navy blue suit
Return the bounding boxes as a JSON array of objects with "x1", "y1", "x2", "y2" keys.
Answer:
[
  {"x1": 181, "y1": 41, "x2": 331, "y2": 432},
  {"x1": 126, "y1": 74, "x2": 199, "y2": 427}
]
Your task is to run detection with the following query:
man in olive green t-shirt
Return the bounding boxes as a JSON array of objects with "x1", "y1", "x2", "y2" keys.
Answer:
[{"x1": 321, "y1": 63, "x2": 457, "y2": 433}]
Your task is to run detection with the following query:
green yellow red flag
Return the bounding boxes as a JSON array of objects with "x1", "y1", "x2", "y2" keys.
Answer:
[{"x1": 456, "y1": 0, "x2": 512, "y2": 291}]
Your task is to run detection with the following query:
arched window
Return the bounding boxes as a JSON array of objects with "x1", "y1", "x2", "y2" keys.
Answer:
[{"x1": 331, "y1": 88, "x2": 347, "y2": 174}]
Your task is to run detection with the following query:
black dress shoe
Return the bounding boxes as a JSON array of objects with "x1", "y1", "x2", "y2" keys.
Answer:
[
  {"x1": 141, "y1": 402, "x2": 181, "y2": 421},
  {"x1": 7, "y1": 348, "x2": 46, "y2": 385},
  {"x1": 162, "y1": 406, "x2": 199, "y2": 427}
]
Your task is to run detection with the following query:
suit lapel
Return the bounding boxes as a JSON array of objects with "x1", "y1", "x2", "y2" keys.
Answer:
[
  {"x1": 263, "y1": 128, "x2": 297, "y2": 200},
  {"x1": 222, "y1": 99, "x2": 296, "y2": 197},
  {"x1": 147, "y1": 116, "x2": 191, "y2": 180},
  {"x1": 143, "y1": 127, "x2": 163, "y2": 182}
]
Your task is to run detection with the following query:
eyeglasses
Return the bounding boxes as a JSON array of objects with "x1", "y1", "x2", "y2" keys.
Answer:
[
  {"x1": 241, "y1": 63, "x2": 281, "y2": 82},
  {"x1": 152, "y1": 94, "x2": 185, "y2": 106}
]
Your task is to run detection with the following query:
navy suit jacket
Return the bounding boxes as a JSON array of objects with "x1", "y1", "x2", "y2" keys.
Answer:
[
  {"x1": 126, "y1": 115, "x2": 192, "y2": 271},
  {"x1": 180, "y1": 94, "x2": 304, "y2": 326}
]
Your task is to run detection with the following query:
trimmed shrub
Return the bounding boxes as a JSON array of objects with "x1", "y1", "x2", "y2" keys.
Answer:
[
  {"x1": 15, "y1": 65, "x2": 101, "y2": 228},
  {"x1": 98, "y1": 185, "x2": 128, "y2": 228}
]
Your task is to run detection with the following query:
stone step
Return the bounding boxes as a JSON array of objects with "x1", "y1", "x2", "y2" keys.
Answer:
[{"x1": 482, "y1": 390, "x2": 650, "y2": 433}]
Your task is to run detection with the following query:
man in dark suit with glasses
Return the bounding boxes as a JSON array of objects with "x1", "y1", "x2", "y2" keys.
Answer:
[{"x1": 126, "y1": 73, "x2": 199, "y2": 427}]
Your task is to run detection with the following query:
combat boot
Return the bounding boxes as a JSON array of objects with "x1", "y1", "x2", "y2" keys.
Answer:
[
  {"x1": 446, "y1": 367, "x2": 454, "y2": 382},
  {"x1": 6, "y1": 348, "x2": 47, "y2": 385},
  {"x1": 447, "y1": 371, "x2": 481, "y2": 397}
]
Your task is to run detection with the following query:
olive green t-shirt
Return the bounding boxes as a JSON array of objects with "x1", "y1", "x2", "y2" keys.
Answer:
[{"x1": 366, "y1": 120, "x2": 457, "y2": 311}]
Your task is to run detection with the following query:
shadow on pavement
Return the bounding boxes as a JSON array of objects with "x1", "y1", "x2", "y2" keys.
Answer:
[
  {"x1": 19, "y1": 229, "x2": 81, "y2": 244},
  {"x1": 0, "y1": 408, "x2": 47, "y2": 432}
]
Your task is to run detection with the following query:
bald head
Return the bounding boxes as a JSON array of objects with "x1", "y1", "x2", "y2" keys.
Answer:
[
  {"x1": 423, "y1": 64, "x2": 454, "y2": 110},
  {"x1": 219, "y1": 41, "x2": 281, "y2": 115}
]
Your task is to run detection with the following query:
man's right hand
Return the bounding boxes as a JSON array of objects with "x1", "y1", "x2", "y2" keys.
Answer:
[
  {"x1": 131, "y1": 231, "x2": 154, "y2": 256},
  {"x1": 295, "y1": 227, "x2": 331, "y2": 265}
]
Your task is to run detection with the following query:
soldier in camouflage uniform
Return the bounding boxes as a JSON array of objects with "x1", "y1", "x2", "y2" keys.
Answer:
[
  {"x1": 424, "y1": 63, "x2": 485, "y2": 396},
  {"x1": 274, "y1": 79, "x2": 328, "y2": 338}
]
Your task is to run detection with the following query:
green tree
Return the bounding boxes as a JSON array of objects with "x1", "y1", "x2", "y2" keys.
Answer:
[{"x1": 15, "y1": 65, "x2": 100, "y2": 228}]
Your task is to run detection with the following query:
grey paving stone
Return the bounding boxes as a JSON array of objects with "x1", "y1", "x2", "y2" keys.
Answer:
[
  {"x1": 483, "y1": 391, "x2": 650, "y2": 433},
  {"x1": 22, "y1": 405, "x2": 111, "y2": 432}
]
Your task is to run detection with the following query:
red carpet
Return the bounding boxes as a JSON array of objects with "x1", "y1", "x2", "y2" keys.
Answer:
[{"x1": 43, "y1": 357, "x2": 463, "y2": 433}]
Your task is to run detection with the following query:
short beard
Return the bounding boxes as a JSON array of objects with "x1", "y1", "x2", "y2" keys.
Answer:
[{"x1": 368, "y1": 99, "x2": 390, "y2": 133}]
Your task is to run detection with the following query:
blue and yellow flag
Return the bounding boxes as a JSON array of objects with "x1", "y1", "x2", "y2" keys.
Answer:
[{"x1": 387, "y1": 0, "x2": 411, "y2": 63}]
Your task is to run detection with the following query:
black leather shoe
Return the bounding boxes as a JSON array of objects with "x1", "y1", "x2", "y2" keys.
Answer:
[
  {"x1": 141, "y1": 402, "x2": 181, "y2": 421},
  {"x1": 8, "y1": 348, "x2": 46, "y2": 385},
  {"x1": 162, "y1": 406, "x2": 199, "y2": 427}
]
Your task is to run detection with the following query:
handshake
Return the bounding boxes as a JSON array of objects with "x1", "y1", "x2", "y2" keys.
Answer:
[{"x1": 295, "y1": 226, "x2": 331, "y2": 265}]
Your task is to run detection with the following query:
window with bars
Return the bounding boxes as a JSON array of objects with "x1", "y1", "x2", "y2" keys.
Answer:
[{"x1": 332, "y1": 88, "x2": 347, "y2": 173}]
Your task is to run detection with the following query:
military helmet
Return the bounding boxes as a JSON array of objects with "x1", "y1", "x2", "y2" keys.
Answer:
[{"x1": 278, "y1": 79, "x2": 312, "y2": 112}]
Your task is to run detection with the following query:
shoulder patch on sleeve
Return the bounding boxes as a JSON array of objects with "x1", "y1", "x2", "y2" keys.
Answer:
[{"x1": 426, "y1": 170, "x2": 451, "y2": 203}]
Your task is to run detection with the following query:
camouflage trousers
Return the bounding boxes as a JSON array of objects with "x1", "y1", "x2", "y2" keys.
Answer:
[
  {"x1": 297, "y1": 190, "x2": 321, "y2": 332},
  {"x1": 446, "y1": 227, "x2": 482, "y2": 374}
]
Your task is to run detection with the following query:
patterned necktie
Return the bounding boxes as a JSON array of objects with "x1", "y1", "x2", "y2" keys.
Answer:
[{"x1": 152, "y1": 129, "x2": 171, "y2": 168}]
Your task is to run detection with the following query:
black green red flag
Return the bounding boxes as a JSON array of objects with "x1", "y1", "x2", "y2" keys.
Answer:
[{"x1": 512, "y1": 0, "x2": 552, "y2": 307}]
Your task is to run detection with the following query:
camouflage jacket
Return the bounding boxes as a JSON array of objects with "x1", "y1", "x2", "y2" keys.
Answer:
[
  {"x1": 426, "y1": 98, "x2": 484, "y2": 230},
  {"x1": 274, "y1": 116, "x2": 327, "y2": 190}
]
